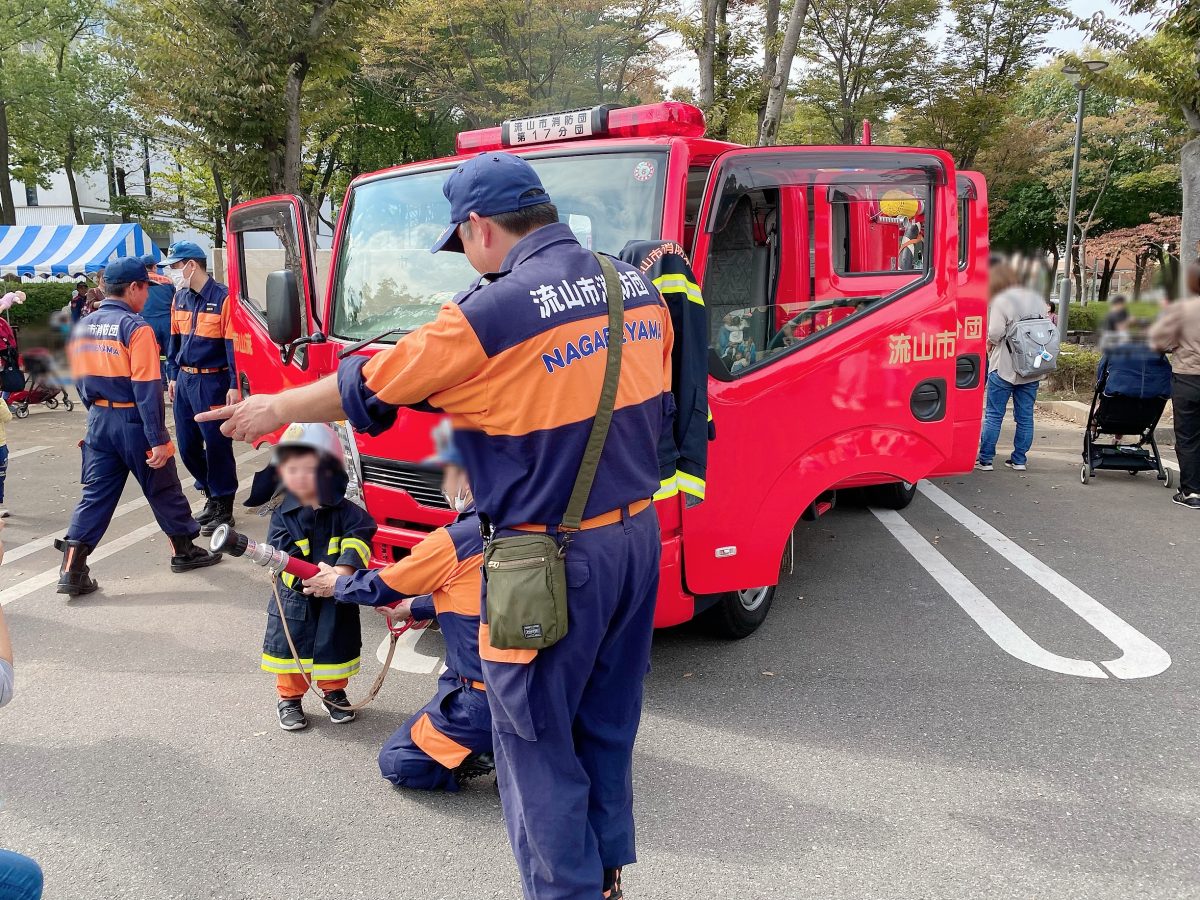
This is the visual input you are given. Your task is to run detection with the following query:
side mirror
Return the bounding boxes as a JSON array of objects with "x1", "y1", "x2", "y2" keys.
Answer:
[{"x1": 265, "y1": 270, "x2": 301, "y2": 346}]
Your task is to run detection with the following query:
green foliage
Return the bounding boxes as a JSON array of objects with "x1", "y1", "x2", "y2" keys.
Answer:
[
  {"x1": 0, "y1": 283, "x2": 75, "y2": 327},
  {"x1": 1046, "y1": 345, "x2": 1100, "y2": 394}
]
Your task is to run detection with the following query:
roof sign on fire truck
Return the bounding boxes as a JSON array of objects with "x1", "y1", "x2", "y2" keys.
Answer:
[{"x1": 502, "y1": 106, "x2": 614, "y2": 148}]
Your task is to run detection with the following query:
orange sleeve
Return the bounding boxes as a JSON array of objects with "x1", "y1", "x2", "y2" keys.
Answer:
[
  {"x1": 362, "y1": 303, "x2": 489, "y2": 411},
  {"x1": 129, "y1": 325, "x2": 162, "y2": 383},
  {"x1": 377, "y1": 527, "x2": 459, "y2": 597}
]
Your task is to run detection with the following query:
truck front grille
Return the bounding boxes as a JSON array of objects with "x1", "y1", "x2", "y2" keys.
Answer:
[{"x1": 359, "y1": 456, "x2": 450, "y2": 510}]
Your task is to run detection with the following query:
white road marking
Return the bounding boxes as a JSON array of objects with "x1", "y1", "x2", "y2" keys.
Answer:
[
  {"x1": 7, "y1": 445, "x2": 50, "y2": 460},
  {"x1": 2, "y1": 448, "x2": 262, "y2": 565},
  {"x1": 376, "y1": 628, "x2": 443, "y2": 674},
  {"x1": 0, "y1": 457, "x2": 264, "y2": 607},
  {"x1": 878, "y1": 481, "x2": 1169, "y2": 680}
]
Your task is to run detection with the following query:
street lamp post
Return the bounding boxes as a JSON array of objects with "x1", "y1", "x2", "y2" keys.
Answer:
[{"x1": 1059, "y1": 59, "x2": 1109, "y2": 338}]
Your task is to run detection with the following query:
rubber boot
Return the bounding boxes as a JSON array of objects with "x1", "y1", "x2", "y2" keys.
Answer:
[
  {"x1": 169, "y1": 534, "x2": 222, "y2": 573},
  {"x1": 195, "y1": 493, "x2": 219, "y2": 526},
  {"x1": 200, "y1": 496, "x2": 234, "y2": 537},
  {"x1": 55, "y1": 538, "x2": 99, "y2": 596}
]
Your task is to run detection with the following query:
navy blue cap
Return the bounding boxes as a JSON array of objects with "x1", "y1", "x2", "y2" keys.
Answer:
[
  {"x1": 163, "y1": 240, "x2": 206, "y2": 265},
  {"x1": 104, "y1": 257, "x2": 150, "y2": 288},
  {"x1": 140, "y1": 253, "x2": 159, "y2": 269},
  {"x1": 431, "y1": 153, "x2": 551, "y2": 254}
]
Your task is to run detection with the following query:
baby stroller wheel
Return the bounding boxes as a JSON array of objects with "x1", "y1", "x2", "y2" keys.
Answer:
[
  {"x1": 1080, "y1": 465, "x2": 1089, "y2": 484},
  {"x1": 1162, "y1": 468, "x2": 1173, "y2": 489},
  {"x1": 45, "y1": 397, "x2": 58, "y2": 410},
  {"x1": 12, "y1": 401, "x2": 28, "y2": 419},
  {"x1": 64, "y1": 396, "x2": 74, "y2": 411}
]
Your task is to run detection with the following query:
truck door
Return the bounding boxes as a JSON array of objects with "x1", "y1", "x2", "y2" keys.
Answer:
[
  {"x1": 685, "y1": 147, "x2": 960, "y2": 594},
  {"x1": 930, "y1": 172, "x2": 990, "y2": 476},
  {"x1": 226, "y1": 196, "x2": 325, "y2": 401}
]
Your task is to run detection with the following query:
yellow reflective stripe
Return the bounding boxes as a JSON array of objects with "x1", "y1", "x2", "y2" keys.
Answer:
[
  {"x1": 707, "y1": 409, "x2": 713, "y2": 422},
  {"x1": 653, "y1": 476, "x2": 679, "y2": 501},
  {"x1": 676, "y1": 470, "x2": 706, "y2": 499},
  {"x1": 327, "y1": 537, "x2": 342, "y2": 555},
  {"x1": 294, "y1": 538, "x2": 311, "y2": 556},
  {"x1": 281, "y1": 572, "x2": 297, "y2": 589},
  {"x1": 312, "y1": 658, "x2": 361, "y2": 679},
  {"x1": 261, "y1": 653, "x2": 314, "y2": 674},
  {"x1": 652, "y1": 273, "x2": 704, "y2": 306},
  {"x1": 340, "y1": 537, "x2": 371, "y2": 566}
]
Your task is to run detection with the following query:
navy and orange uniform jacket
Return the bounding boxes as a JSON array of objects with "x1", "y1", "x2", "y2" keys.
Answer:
[
  {"x1": 260, "y1": 495, "x2": 377, "y2": 682},
  {"x1": 620, "y1": 240, "x2": 711, "y2": 503},
  {"x1": 338, "y1": 222, "x2": 675, "y2": 531},
  {"x1": 69, "y1": 300, "x2": 170, "y2": 447},
  {"x1": 167, "y1": 278, "x2": 237, "y2": 387},
  {"x1": 337, "y1": 511, "x2": 485, "y2": 685}
]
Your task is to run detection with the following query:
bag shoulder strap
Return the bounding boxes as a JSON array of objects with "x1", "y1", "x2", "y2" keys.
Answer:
[{"x1": 561, "y1": 253, "x2": 624, "y2": 532}]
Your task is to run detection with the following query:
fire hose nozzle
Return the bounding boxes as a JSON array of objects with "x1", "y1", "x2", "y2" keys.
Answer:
[
  {"x1": 209, "y1": 523, "x2": 248, "y2": 557},
  {"x1": 209, "y1": 524, "x2": 322, "y2": 580}
]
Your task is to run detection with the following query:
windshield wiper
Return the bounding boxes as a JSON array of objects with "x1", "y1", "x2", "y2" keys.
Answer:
[{"x1": 337, "y1": 326, "x2": 407, "y2": 359}]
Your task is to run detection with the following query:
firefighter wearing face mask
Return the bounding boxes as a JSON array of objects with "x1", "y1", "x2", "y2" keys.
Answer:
[
  {"x1": 302, "y1": 420, "x2": 494, "y2": 791},
  {"x1": 164, "y1": 241, "x2": 240, "y2": 537}
]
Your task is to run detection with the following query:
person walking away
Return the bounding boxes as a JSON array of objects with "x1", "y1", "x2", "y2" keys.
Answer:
[
  {"x1": 57, "y1": 257, "x2": 220, "y2": 596},
  {"x1": 198, "y1": 152, "x2": 674, "y2": 900},
  {"x1": 70, "y1": 281, "x2": 88, "y2": 324},
  {"x1": 0, "y1": 521, "x2": 45, "y2": 899},
  {"x1": 164, "y1": 242, "x2": 240, "y2": 535},
  {"x1": 303, "y1": 421, "x2": 494, "y2": 790},
  {"x1": 140, "y1": 255, "x2": 174, "y2": 389},
  {"x1": 0, "y1": 397, "x2": 11, "y2": 518},
  {"x1": 977, "y1": 261, "x2": 1049, "y2": 472},
  {"x1": 1149, "y1": 281, "x2": 1200, "y2": 510},
  {"x1": 248, "y1": 423, "x2": 375, "y2": 730}
]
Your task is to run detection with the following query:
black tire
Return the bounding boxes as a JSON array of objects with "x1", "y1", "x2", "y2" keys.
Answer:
[
  {"x1": 64, "y1": 397, "x2": 74, "y2": 411},
  {"x1": 1080, "y1": 465, "x2": 1089, "y2": 485},
  {"x1": 12, "y1": 402, "x2": 28, "y2": 419},
  {"x1": 697, "y1": 585, "x2": 776, "y2": 639},
  {"x1": 45, "y1": 397, "x2": 58, "y2": 409},
  {"x1": 864, "y1": 480, "x2": 918, "y2": 510}
]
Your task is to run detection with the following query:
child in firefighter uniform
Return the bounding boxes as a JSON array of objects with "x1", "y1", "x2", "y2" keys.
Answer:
[
  {"x1": 302, "y1": 423, "x2": 494, "y2": 791},
  {"x1": 254, "y1": 423, "x2": 376, "y2": 731}
]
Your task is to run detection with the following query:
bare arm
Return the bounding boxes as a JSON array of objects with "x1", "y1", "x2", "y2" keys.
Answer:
[{"x1": 194, "y1": 374, "x2": 346, "y2": 444}]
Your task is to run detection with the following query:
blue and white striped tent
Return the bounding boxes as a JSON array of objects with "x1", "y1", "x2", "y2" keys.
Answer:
[{"x1": 0, "y1": 224, "x2": 161, "y2": 278}]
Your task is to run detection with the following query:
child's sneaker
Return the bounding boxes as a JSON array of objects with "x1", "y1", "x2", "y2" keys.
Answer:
[
  {"x1": 322, "y1": 689, "x2": 356, "y2": 724},
  {"x1": 277, "y1": 698, "x2": 307, "y2": 731},
  {"x1": 1004, "y1": 459, "x2": 1027, "y2": 471},
  {"x1": 975, "y1": 460, "x2": 993, "y2": 471},
  {"x1": 0, "y1": 508, "x2": 9, "y2": 518}
]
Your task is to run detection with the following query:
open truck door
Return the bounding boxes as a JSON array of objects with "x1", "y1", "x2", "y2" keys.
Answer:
[
  {"x1": 684, "y1": 146, "x2": 963, "y2": 624},
  {"x1": 226, "y1": 196, "x2": 326, "y2": 408}
]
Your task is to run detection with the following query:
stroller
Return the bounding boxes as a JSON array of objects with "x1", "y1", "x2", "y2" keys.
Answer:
[
  {"x1": 1080, "y1": 347, "x2": 1172, "y2": 487},
  {"x1": 7, "y1": 348, "x2": 74, "y2": 419}
]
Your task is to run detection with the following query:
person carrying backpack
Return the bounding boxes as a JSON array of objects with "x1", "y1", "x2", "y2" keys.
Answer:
[{"x1": 977, "y1": 261, "x2": 1056, "y2": 472}]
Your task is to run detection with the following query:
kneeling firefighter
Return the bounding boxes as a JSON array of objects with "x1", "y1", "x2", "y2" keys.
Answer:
[{"x1": 302, "y1": 422, "x2": 494, "y2": 789}]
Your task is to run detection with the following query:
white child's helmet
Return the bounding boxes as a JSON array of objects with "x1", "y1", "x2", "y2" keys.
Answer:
[{"x1": 273, "y1": 422, "x2": 346, "y2": 471}]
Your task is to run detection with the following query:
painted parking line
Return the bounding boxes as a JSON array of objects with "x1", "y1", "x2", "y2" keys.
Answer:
[
  {"x1": 872, "y1": 482, "x2": 1171, "y2": 680},
  {"x1": 7, "y1": 445, "x2": 50, "y2": 460},
  {"x1": 376, "y1": 627, "x2": 444, "y2": 675},
  {"x1": 0, "y1": 458, "x2": 264, "y2": 607},
  {"x1": 2, "y1": 448, "x2": 263, "y2": 565}
]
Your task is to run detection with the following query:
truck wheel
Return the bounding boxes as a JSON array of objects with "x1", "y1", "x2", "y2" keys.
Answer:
[
  {"x1": 697, "y1": 584, "x2": 776, "y2": 639},
  {"x1": 864, "y1": 480, "x2": 917, "y2": 510}
]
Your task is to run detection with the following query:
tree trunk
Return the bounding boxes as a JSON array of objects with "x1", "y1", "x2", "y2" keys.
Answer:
[
  {"x1": 0, "y1": 95, "x2": 15, "y2": 226},
  {"x1": 212, "y1": 165, "x2": 227, "y2": 250},
  {"x1": 65, "y1": 132, "x2": 83, "y2": 224},
  {"x1": 697, "y1": 0, "x2": 717, "y2": 107},
  {"x1": 1133, "y1": 251, "x2": 1147, "y2": 301},
  {"x1": 757, "y1": 0, "x2": 810, "y2": 147},
  {"x1": 758, "y1": 0, "x2": 781, "y2": 133},
  {"x1": 1179, "y1": 123, "x2": 1200, "y2": 294},
  {"x1": 283, "y1": 59, "x2": 309, "y2": 197},
  {"x1": 1098, "y1": 257, "x2": 1114, "y2": 302}
]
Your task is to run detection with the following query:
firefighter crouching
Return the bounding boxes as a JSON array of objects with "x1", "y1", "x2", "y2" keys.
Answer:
[
  {"x1": 302, "y1": 421, "x2": 495, "y2": 790},
  {"x1": 164, "y1": 241, "x2": 240, "y2": 536},
  {"x1": 58, "y1": 257, "x2": 220, "y2": 596}
]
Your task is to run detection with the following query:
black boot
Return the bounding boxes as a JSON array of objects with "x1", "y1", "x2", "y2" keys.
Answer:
[
  {"x1": 453, "y1": 751, "x2": 496, "y2": 786},
  {"x1": 200, "y1": 496, "x2": 234, "y2": 537},
  {"x1": 55, "y1": 539, "x2": 98, "y2": 596},
  {"x1": 195, "y1": 494, "x2": 219, "y2": 526},
  {"x1": 169, "y1": 534, "x2": 222, "y2": 573}
]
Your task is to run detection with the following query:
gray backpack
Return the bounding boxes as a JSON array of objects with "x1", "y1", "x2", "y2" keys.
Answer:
[{"x1": 1006, "y1": 313, "x2": 1060, "y2": 378}]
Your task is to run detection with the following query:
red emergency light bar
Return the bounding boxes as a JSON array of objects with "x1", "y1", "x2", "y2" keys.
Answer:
[{"x1": 455, "y1": 102, "x2": 707, "y2": 155}]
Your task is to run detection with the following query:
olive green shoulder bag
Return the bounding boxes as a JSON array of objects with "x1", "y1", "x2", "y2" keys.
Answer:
[{"x1": 483, "y1": 252, "x2": 625, "y2": 651}]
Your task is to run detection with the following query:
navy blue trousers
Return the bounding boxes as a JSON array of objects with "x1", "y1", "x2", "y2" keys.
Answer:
[
  {"x1": 484, "y1": 505, "x2": 660, "y2": 899},
  {"x1": 173, "y1": 371, "x2": 237, "y2": 498},
  {"x1": 66, "y1": 407, "x2": 198, "y2": 547},
  {"x1": 378, "y1": 672, "x2": 493, "y2": 792}
]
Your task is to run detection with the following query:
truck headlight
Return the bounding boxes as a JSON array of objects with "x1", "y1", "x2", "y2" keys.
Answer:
[{"x1": 332, "y1": 420, "x2": 366, "y2": 508}]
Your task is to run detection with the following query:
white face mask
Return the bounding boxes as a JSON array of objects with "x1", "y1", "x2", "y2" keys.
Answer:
[
  {"x1": 167, "y1": 263, "x2": 190, "y2": 291},
  {"x1": 444, "y1": 481, "x2": 471, "y2": 513}
]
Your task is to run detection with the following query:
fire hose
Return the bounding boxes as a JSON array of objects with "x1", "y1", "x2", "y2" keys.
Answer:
[{"x1": 209, "y1": 524, "x2": 426, "y2": 712}]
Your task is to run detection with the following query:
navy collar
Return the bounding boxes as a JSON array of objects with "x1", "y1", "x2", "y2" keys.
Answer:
[
  {"x1": 100, "y1": 299, "x2": 133, "y2": 313},
  {"x1": 499, "y1": 222, "x2": 580, "y2": 273}
]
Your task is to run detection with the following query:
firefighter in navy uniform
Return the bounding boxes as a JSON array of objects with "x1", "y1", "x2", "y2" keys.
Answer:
[
  {"x1": 164, "y1": 241, "x2": 239, "y2": 536},
  {"x1": 619, "y1": 240, "x2": 711, "y2": 504},
  {"x1": 199, "y1": 153, "x2": 675, "y2": 900},
  {"x1": 58, "y1": 257, "x2": 220, "y2": 596}
]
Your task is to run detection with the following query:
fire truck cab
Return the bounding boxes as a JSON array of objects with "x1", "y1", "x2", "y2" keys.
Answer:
[{"x1": 227, "y1": 101, "x2": 989, "y2": 638}]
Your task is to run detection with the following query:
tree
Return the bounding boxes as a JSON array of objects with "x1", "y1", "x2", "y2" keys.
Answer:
[
  {"x1": 1088, "y1": 214, "x2": 1180, "y2": 300},
  {"x1": 794, "y1": 0, "x2": 939, "y2": 145},
  {"x1": 897, "y1": 0, "x2": 1062, "y2": 168},
  {"x1": 675, "y1": 0, "x2": 765, "y2": 140},
  {"x1": 757, "y1": 0, "x2": 811, "y2": 146}
]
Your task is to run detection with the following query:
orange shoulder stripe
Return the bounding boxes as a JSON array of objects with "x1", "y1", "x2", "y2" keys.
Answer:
[
  {"x1": 377, "y1": 527, "x2": 458, "y2": 597},
  {"x1": 129, "y1": 325, "x2": 162, "y2": 382}
]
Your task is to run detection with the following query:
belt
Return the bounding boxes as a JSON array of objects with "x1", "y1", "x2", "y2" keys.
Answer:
[
  {"x1": 511, "y1": 498, "x2": 652, "y2": 534},
  {"x1": 92, "y1": 399, "x2": 135, "y2": 409},
  {"x1": 462, "y1": 678, "x2": 487, "y2": 692},
  {"x1": 179, "y1": 365, "x2": 228, "y2": 375}
]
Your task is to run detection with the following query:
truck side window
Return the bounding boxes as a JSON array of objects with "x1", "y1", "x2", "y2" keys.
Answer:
[
  {"x1": 958, "y1": 196, "x2": 970, "y2": 270},
  {"x1": 830, "y1": 186, "x2": 930, "y2": 276},
  {"x1": 233, "y1": 218, "x2": 310, "y2": 326}
]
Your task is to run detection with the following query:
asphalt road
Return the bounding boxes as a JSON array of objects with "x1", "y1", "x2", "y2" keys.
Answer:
[{"x1": 1, "y1": 402, "x2": 1197, "y2": 900}]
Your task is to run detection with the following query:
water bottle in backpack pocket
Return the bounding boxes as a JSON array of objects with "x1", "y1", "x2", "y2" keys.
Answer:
[{"x1": 1005, "y1": 314, "x2": 1060, "y2": 378}]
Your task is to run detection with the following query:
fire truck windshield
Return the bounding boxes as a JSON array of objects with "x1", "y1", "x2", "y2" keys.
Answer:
[{"x1": 331, "y1": 151, "x2": 668, "y2": 343}]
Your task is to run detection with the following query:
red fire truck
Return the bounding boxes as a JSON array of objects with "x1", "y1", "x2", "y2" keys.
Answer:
[{"x1": 226, "y1": 101, "x2": 989, "y2": 638}]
